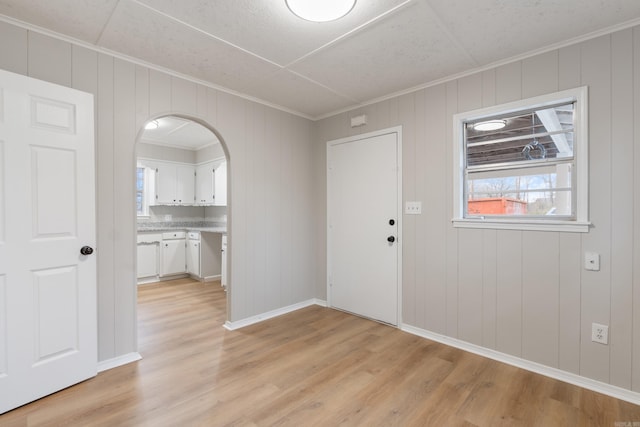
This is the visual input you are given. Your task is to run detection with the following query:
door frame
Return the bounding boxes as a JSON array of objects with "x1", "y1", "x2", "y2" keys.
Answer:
[{"x1": 326, "y1": 126, "x2": 403, "y2": 326}]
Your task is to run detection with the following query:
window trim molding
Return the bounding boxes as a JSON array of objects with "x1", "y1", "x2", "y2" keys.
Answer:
[{"x1": 452, "y1": 86, "x2": 590, "y2": 233}]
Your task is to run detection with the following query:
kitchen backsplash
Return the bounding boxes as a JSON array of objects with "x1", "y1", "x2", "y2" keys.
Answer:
[{"x1": 138, "y1": 205, "x2": 227, "y2": 225}]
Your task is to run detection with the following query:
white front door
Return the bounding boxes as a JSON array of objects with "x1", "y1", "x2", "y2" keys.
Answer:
[
  {"x1": 0, "y1": 69, "x2": 97, "y2": 414},
  {"x1": 327, "y1": 128, "x2": 401, "y2": 325}
]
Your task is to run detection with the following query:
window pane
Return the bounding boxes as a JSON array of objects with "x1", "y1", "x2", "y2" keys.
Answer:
[
  {"x1": 467, "y1": 165, "x2": 572, "y2": 216},
  {"x1": 466, "y1": 103, "x2": 574, "y2": 168},
  {"x1": 136, "y1": 167, "x2": 145, "y2": 215}
]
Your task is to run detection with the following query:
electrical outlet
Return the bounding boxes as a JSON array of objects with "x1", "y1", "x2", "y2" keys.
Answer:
[{"x1": 591, "y1": 323, "x2": 609, "y2": 345}]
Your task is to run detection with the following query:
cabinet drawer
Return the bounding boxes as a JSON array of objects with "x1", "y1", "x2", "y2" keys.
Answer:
[
  {"x1": 187, "y1": 231, "x2": 200, "y2": 240},
  {"x1": 137, "y1": 233, "x2": 162, "y2": 244},
  {"x1": 162, "y1": 231, "x2": 186, "y2": 240}
]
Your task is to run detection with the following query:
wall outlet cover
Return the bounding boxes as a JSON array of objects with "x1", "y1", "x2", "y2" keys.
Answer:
[{"x1": 591, "y1": 322, "x2": 609, "y2": 345}]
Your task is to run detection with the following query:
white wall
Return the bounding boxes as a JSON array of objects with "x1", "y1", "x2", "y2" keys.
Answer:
[
  {"x1": 137, "y1": 142, "x2": 197, "y2": 164},
  {"x1": 0, "y1": 20, "x2": 316, "y2": 363},
  {"x1": 315, "y1": 27, "x2": 640, "y2": 392}
]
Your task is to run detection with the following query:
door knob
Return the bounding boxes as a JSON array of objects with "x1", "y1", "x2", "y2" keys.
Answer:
[
  {"x1": 80, "y1": 246, "x2": 94, "y2": 255},
  {"x1": 387, "y1": 236, "x2": 395, "y2": 243},
  {"x1": 389, "y1": 219, "x2": 395, "y2": 226}
]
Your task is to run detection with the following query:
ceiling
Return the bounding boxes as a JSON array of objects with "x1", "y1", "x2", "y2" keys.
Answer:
[
  {"x1": 1, "y1": 0, "x2": 640, "y2": 119},
  {"x1": 140, "y1": 116, "x2": 218, "y2": 150}
]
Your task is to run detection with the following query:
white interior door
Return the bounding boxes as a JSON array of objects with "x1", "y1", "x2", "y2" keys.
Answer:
[
  {"x1": 327, "y1": 129, "x2": 401, "y2": 325},
  {"x1": 0, "y1": 69, "x2": 97, "y2": 414}
]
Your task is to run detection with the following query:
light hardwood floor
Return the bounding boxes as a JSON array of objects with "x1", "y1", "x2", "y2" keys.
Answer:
[{"x1": 2, "y1": 278, "x2": 640, "y2": 426}]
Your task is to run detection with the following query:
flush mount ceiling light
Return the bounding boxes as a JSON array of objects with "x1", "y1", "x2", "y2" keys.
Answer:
[
  {"x1": 473, "y1": 119, "x2": 506, "y2": 131},
  {"x1": 286, "y1": 0, "x2": 356, "y2": 22},
  {"x1": 145, "y1": 120, "x2": 159, "y2": 130}
]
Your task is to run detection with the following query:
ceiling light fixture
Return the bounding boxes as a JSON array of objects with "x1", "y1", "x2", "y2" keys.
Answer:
[
  {"x1": 145, "y1": 120, "x2": 159, "y2": 130},
  {"x1": 473, "y1": 119, "x2": 506, "y2": 131},
  {"x1": 286, "y1": 0, "x2": 356, "y2": 22}
]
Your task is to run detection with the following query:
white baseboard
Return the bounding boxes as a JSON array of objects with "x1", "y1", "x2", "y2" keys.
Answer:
[
  {"x1": 224, "y1": 298, "x2": 326, "y2": 330},
  {"x1": 401, "y1": 324, "x2": 640, "y2": 406},
  {"x1": 97, "y1": 352, "x2": 142, "y2": 373}
]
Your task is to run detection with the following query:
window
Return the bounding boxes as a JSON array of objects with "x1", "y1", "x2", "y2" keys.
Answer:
[
  {"x1": 453, "y1": 87, "x2": 589, "y2": 232},
  {"x1": 136, "y1": 166, "x2": 149, "y2": 217}
]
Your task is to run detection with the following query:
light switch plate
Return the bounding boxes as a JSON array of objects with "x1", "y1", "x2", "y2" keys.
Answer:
[{"x1": 405, "y1": 201, "x2": 422, "y2": 215}]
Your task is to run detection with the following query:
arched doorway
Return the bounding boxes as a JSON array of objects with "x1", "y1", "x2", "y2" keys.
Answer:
[{"x1": 134, "y1": 115, "x2": 230, "y2": 317}]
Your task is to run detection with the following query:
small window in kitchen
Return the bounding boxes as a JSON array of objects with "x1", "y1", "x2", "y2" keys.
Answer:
[
  {"x1": 452, "y1": 86, "x2": 589, "y2": 232},
  {"x1": 136, "y1": 166, "x2": 149, "y2": 217}
]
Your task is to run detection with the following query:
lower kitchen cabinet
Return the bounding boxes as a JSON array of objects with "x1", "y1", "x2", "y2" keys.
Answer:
[
  {"x1": 186, "y1": 232, "x2": 200, "y2": 277},
  {"x1": 137, "y1": 233, "x2": 161, "y2": 279},
  {"x1": 161, "y1": 232, "x2": 186, "y2": 276}
]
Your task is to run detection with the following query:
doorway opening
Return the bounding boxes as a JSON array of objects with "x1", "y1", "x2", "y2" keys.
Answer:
[{"x1": 134, "y1": 115, "x2": 230, "y2": 319}]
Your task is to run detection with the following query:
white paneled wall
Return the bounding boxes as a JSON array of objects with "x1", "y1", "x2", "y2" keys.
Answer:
[
  {"x1": 315, "y1": 27, "x2": 640, "y2": 392},
  {"x1": 0, "y1": 20, "x2": 315, "y2": 363}
]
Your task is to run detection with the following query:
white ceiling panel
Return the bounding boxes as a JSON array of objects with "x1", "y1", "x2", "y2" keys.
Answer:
[
  {"x1": 427, "y1": 0, "x2": 640, "y2": 65},
  {"x1": 98, "y1": 0, "x2": 281, "y2": 93},
  {"x1": 134, "y1": 0, "x2": 412, "y2": 66},
  {"x1": 141, "y1": 116, "x2": 218, "y2": 150},
  {"x1": 290, "y1": 1, "x2": 477, "y2": 102},
  {"x1": 1, "y1": 0, "x2": 640, "y2": 118},
  {"x1": 0, "y1": 0, "x2": 118, "y2": 43},
  {"x1": 241, "y1": 69, "x2": 357, "y2": 118}
]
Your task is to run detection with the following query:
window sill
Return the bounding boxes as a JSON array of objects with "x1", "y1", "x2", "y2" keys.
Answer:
[{"x1": 452, "y1": 218, "x2": 591, "y2": 233}]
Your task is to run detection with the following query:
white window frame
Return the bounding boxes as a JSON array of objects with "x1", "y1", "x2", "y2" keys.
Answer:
[
  {"x1": 136, "y1": 164, "x2": 151, "y2": 218},
  {"x1": 452, "y1": 86, "x2": 590, "y2": 233}
]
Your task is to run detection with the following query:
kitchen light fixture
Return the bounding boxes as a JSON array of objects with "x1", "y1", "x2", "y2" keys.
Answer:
[
  {"x1": 145, "y1": 120, "x2": 159, "y2": 130},
  {"x1": 286, "y1": 0, "x2": 356, "y2": 22},
  {"x1": 473, "y1": 119, "x2": 506, "y2": 131}
]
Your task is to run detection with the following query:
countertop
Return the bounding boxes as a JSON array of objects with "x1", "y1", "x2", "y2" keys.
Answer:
[{"x1": 137, "y1": 221, "x2": 227, "y2": 234}]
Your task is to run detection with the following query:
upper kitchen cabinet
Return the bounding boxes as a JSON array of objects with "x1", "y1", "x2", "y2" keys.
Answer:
[
  {"x1": 195, "y1": 161, "x2": 215, "y2": 205},
  {"x1": 155, "y1": 161, "x2": 196, "y2": 205},
  {"x1": 195, "y1": 158, "x2": 227, "y2": 206},
  {"x1": 213, "y1": 160, "x2": 227, "y2": 206}
]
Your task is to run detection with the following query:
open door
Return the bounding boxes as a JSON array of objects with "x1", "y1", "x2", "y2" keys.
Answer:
[{"x1": 0, "y1": 69, "x2": 97, "y2": 413}]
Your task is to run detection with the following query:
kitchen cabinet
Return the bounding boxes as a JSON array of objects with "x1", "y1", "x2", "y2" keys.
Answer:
[
  {"x1": 137, "y1": 233, "x2": 161, "y2": 279},
  {"x1": 196, "y1": 159, "x2": 226, "y2": 206},
  {"x1": 155, "y1": 161, "x2": 195, "y2": 205},
  {"x1": 186, "y1": 232, "x2": 200, "y2": 277},
  {"x1": 161, "y1": 231, "x2": 186, "y2": 276},
  {"x1": 213, "y1": 160, "x2": 227, "y2": 206},
  {"x1": 195, "y1": 162, "x2": 215, "y2": 205}
]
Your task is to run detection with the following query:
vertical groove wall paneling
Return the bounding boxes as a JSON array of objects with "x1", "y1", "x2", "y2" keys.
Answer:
[
  {"x1": 0, "y1": 21, "x2": 27, "y2": 75},
  {"x1": 455, "y1": 74, "x2": 483, "y2": 345},
  {"x1": 423, "y1": 84, "x2": 447, "y2": 335},
  {"x1": 414, "y1": 89, "x2": 428, "y2": 330},
  {"x1": 134, "y1": 66, "x2": 150, "y2": 133},
  {"x1": 400, "y1": 92, "x2": 417, "y2": 326},
  {"x1": 633, "y1": 26, "x2": 640, "y2": 393},
  {"x1": 610, "y1": 28, "x2": 634, "y2": 390},
  {"x1": 113, "y1": 58, "x2": 137, "y2": 356},
  {"x1": 521, "y1": 232, "x2": 560, "y2": 368},
  {"x1": 557, "y1": 42, "x2": 583, "y2": 376},
  {"x1": 27, "y1": 32, "x2": 71, "y2": 88},
  {"x1": 96, "y1": 53, "x2": 116, "y2": 360},
  {"x1": 579, "y1": 34, "x2": 613, "y2": 384},
  {"x1": 444, "y1": 80, "x2": 459, "y2": 338}
]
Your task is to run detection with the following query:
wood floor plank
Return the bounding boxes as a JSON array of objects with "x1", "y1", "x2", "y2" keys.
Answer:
[{"x1": 1, "y1": 278, "x2": 639, "y2": 426}]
